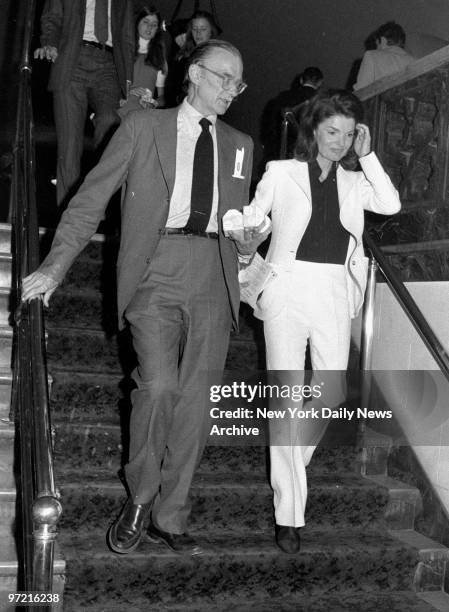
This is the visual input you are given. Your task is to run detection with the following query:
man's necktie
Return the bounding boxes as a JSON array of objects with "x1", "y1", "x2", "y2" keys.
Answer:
[
  {"x1": 184, "y1": 118, "x2": 214, "y2": 233},
  {"x1": 94, "y1": 0, "x2": 109, "y2": 45}
]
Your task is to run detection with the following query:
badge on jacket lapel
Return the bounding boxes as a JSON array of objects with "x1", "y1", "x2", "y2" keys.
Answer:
[{"x1": 232, "y1": 147, "x2": 245, "y2": 179}]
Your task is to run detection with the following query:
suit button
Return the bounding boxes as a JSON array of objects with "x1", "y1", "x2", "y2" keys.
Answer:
[
  {"x1": 146, "y1": 258, "x2": 151, "y2": 264},
  {"x1": 351, "y1": 260, "x2": 356, "y2": 266}
]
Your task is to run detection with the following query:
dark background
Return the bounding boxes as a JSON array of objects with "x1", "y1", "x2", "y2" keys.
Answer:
[{"x1": 1, "y1": 0, "x2": 449, "y2": 178}]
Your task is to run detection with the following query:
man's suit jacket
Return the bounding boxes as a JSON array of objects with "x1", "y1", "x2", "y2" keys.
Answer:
[
  {"x1": 39, "y1": 0, "x2": 134, "y2": 95},
  {"x1": 250, "y1": 153, "x2": 401, "y2": 319},
  {"x1": 39, "y1": 107, "x2": 254, "y2": 329}
]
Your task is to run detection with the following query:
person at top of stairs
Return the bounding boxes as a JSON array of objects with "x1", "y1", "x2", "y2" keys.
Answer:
[
  {"x1": 33, "y1": 0, "x2": 135, "y2": 207},
  {"x1": 353, "y1": 21, "x2": 415, "y2": 91},
  {"x1": 22, "y1": 39, "x2": 269, "y2": 557},
  {"x1": 247, "y1": 88, "x2": 401, "y2": 554}
]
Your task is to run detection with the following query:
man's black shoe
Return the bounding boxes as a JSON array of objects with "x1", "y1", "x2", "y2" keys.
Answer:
[
  {"x1": 107, "y1": 498, "x2": 151, "y2": 554},
  {"x1": 146, "y1": 521, "x2": 203, "y2": 555},
  {"x1": 275, "y1": 524, "x2": 301, "y2": 554}
]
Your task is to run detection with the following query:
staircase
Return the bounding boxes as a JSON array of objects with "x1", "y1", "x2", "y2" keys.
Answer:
[
  {"x1": 0, "y1": 224, "x2": 16, "y2": 607},
  {"x1": 35, "y1": 233, "x2": 449, "y2": 611}
]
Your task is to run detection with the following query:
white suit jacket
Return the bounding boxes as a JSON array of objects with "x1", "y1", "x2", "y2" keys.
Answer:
[{"x1": 250, "y1": 152, "x2": 401, "y2": 319}]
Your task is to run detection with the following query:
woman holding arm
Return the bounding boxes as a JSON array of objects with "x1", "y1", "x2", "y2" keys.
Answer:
[{"x1": 250, "y1": 89, "x2": 401, "y2": 554}]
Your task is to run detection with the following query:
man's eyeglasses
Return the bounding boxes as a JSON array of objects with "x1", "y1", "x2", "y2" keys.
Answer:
[{"x1": 197, "y1": 64, "x2": 248, "y2": 95}]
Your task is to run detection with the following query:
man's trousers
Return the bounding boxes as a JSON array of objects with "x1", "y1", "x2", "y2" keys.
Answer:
[
  {"x1": 53, "y1": 45, "x2": 121, "y2": 206},
  {"x1": 124, "y1": 234, "x2": 232, "y2": 534}
]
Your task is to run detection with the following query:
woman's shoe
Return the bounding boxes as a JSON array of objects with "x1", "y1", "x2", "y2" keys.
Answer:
[{"x1": 275, "y1": 524, "x2": 301, "y2": 554}]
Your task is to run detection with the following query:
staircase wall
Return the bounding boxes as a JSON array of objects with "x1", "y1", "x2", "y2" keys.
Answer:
[{"x1": 351, "y1": 281, "x2": 449, "y2": 517}]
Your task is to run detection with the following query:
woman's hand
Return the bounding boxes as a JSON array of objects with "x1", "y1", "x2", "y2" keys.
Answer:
[{"x1": 354, "y1": 123, "x2": 371, "y2": 158}]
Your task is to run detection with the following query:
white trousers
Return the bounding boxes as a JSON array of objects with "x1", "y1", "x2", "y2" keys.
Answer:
[{"x1": 263, "y1": 260, "x2": 351, "y2": 527}]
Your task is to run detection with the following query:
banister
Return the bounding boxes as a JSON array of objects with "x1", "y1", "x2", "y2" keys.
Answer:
[
  {"x1": 363, "y1": 230, "x2": 449, "y2": 381},
  {"x1": 9, "y1": 0, "x2": 62, "y2": 604}
]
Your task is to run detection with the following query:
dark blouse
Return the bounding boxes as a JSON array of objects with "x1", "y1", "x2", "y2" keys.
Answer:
[{"x1": 295, "y1": 160, "x2": 350, "y2": 264}]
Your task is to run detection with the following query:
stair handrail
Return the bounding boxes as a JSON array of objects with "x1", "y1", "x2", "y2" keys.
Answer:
[
  {"x1": 9, "y1": 0, "x2": 62, "y2": 602},
  {"x1": 360, "y1": 230, "x2": 449, "y2": 381}
]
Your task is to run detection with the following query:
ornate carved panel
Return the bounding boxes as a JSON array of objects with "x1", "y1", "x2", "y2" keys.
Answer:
[{"x1": 364, "y1": 70, "x2": 449, "y2": 208}]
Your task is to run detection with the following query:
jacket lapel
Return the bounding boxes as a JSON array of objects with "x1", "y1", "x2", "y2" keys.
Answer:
[
  {"x1": 288, "y1": 160, "x2": 312, "y2": 202},
  {"x1": 153, "y1": 109, "x2": 179, "y2": 197},
  {"x1": 216, "y1": 121, "x2": 236, "y2": 216}
]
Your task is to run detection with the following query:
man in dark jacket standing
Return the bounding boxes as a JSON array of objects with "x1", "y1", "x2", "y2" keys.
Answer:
[
  {"x1": 34, "y1": 0, "x2": 134, "y2": 206},
  {"x1": 262, "y1": 66, "x2": 323, "y2": 161}
]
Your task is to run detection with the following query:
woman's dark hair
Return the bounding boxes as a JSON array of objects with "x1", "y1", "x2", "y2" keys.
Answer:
[
  {"x1": 294, "y1": 89, "x2": 364, "y2": 170},
  {"x1": 176, "y1": 10, "x2": 221, "y2": 60},
  {"x1": 135, "y1": 6, "x2": 167, "y2": 73}
]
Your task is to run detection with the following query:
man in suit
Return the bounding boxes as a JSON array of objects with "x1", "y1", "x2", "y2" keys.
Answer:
[
  {"x1": 261, "y1": 67, "x2": 323, "y2": 161},
  {"x1": 23, "y1": 40, "x2": 264, "y2": 555},
  {"x1": 34, "y1": 0, "x2": 134, "y2": 206}
]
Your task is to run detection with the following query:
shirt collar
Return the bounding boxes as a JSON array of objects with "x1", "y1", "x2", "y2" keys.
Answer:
[
  {"x1": 179, "y1": 98, "x2": 217, "y2": 129},
  {"x1": 309, "y1": 159, "x2": 337, "y2": 182}
]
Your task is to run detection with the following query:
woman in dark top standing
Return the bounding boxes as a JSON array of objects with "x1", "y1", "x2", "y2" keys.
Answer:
[
  {"x1": 119, "y1": 6, "x2": 168, "y2": 115},
  {"x1": 248, "y1": 90, "x2": 401, "y2": 554}
]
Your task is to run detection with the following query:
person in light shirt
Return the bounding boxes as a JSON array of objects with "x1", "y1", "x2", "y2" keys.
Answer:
[{"x1": 354, "y1": 21, "x2": 414, "y2": 91}]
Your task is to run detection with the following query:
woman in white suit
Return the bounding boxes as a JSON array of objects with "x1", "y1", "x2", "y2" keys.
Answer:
[{"x1": 250, "y1": 90, "x2": 401, "y2": 553}]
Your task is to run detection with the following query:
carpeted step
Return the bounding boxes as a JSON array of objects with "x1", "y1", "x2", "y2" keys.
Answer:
[
  {"x1": 52, "y1": 421, "x2": 358, "y2": 476},
  {"x1": 56, "y1": 472, "x2": 389, "y2": 534},
  {"x1": 49, "y1": 371, "x2": 124, "y2": 423},
  {"x1": 46, "y1": 326, "x2": 261, "y2": 374},
  {"x1": 58, "y1": 528, "x2": 421, "y2": 608},
  {"x1": 53, "y1": 421, "x2": 268, "y2": 475},
  {"x1": 0, "y1": 368, "x2": 12, "y2": 421},
  {"x1": 0, "y1": 254, "x2": 11, "y2": 287},
  {"x1": 47, "y1": 290, "x2": 263, "y2": 343},
  {"x1": 0, "y1": 325, "x2": 12, "y2": 369},
  {"x1": 57, "y1": 590, "x2": 445, "y2": 612},
  {"x1": 0, "y1": 288, "x2": 11, "y2": 326},
  {"x1": 48, "y1": 369, "x2": 361, "y2": 425},
  {"x1": 0, "y1": 425, "x2": 14, "y2": 489},
  {"x1": 0, "y1": 489, "x2": 15, "y2": 535},
  {"x1": 0, "y1": 223, "x2": 12, "y2": 254}
]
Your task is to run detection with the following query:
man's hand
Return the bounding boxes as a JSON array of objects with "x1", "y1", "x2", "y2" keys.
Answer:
[
  {"x1": 227, "y1": 220, "x2": 271, "y2": 256},
  {"x1": 22, "y1": 271, "x2": 59, "y2": 307},
  {"x1": 34, "y1": 46, "x2": 58, "y2": 62}
]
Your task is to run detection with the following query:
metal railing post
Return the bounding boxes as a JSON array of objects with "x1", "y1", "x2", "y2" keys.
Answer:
[
  {"x1": 358, "y1": 254, "x2": 378, "y2": 475},
  {"x1": 280, "y1": 116, "x2": 289, "y2": 159}
]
